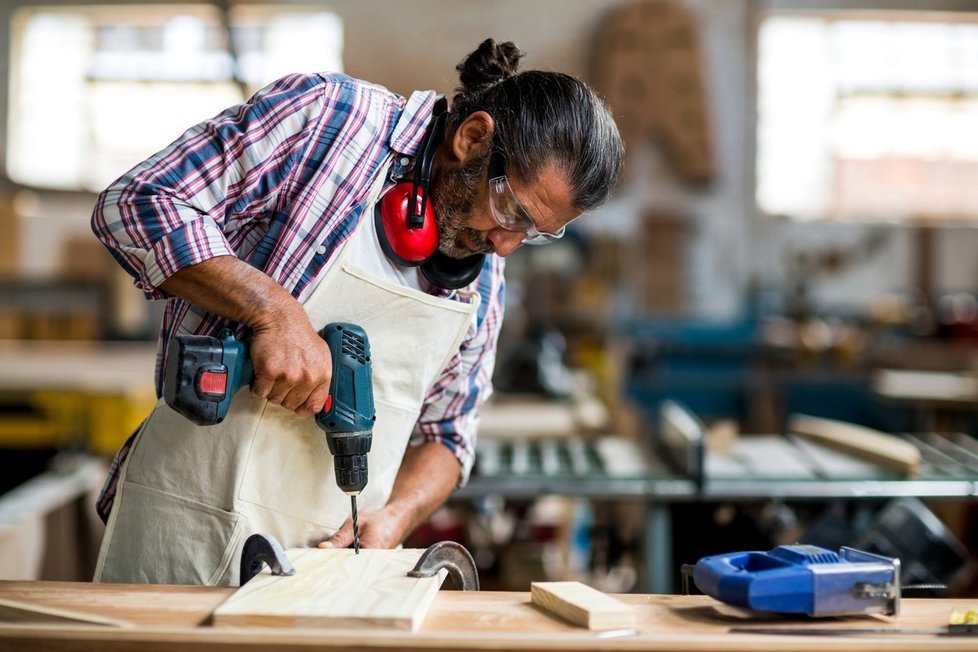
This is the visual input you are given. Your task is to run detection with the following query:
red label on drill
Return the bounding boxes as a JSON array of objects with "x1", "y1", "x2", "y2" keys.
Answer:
[{"x1": 198, "y1": 369, "x2": 228, "y2": 397}]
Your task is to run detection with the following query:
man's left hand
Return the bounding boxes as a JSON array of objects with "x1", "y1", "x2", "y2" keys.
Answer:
[
  {"x1": 317, "y1": 443, "x2": 461, "y2": 551},
  {"x1": 317, "y1": 505, "x2": 409, "y2": 550}
]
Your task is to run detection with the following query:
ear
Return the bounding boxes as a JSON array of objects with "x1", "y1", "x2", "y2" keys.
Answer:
[{"x1": 451, "y1": 111, "x2": 494, "y2": 163}]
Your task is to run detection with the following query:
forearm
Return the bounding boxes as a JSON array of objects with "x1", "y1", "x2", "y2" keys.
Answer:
[
  {"x1": 385, "y1": 442, "x2": 462, "y2": 540},
  {"x1": 158, "y1": 255, "x2": 301, "y2": 330}
]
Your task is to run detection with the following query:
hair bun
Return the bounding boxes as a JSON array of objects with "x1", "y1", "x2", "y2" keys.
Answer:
[{"x1": 456, "y1": 38, "x2": 524, "y2": 94}]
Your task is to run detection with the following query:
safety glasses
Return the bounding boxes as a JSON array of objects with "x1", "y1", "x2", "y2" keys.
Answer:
[{"x1": 488, "y1": 152, "x2": 565, "y2": 245}]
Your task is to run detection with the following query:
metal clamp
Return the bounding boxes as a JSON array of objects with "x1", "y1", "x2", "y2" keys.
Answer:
[
  {"x1": 239, "y1": 533, "x2": 296, "y2": 586},
  {"x1": 407, "y1": 540, "x2": 480, "y2": 591}
]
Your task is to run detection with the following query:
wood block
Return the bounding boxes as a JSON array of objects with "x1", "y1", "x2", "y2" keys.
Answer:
[
  {"x1": 789, "y1": 414, "x2": 921, "y2": 475},
  {"x1": 530, "y1": 581, "x2": 635, "y2": 631},
  {"x1": 212, "y1": 548, "x2": 446, "y2": 632}
]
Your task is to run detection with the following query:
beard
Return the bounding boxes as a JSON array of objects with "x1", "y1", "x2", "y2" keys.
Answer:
[{"x1": 431, "y1": 151, "x2": 495, "y2": 259}]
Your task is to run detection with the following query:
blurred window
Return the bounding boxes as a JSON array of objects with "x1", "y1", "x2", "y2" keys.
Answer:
[
  {"x1": 756, "y1": 11, "x2": 978, "y2": 222},
  {"x1": 7, "y1": 4, "x2": 343, "y2": 191}
]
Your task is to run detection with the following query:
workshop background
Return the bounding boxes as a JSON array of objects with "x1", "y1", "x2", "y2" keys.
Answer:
[{"x1": 1, "y1": 0, "x2": 978, "y2": 597}]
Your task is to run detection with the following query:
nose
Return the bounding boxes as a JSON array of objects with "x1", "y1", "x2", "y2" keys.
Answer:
[{"x1": 488, "y1": 228, "x2": 524, "y2": 257}]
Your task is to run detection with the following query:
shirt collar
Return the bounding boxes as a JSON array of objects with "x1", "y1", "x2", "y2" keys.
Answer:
[{"x1": 390, "y1": 90, "x2": 441, "y2": 157}]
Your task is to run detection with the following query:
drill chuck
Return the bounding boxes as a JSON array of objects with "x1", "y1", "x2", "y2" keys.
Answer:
[{"x1": 327, "y1": 429, "x2": 372, "y2": 494}]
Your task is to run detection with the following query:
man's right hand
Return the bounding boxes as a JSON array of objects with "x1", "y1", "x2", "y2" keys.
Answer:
[
  {"x1": 248, "y1": 306, "x2": 333, "y2": 415},
  {"x1": 159, "y1": 255, "x2": 333, "y2": 416}
]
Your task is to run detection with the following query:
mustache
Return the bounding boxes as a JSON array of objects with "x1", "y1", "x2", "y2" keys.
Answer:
[{"x1": 460, "y1": 227, "x2": 494, "y2": 255}]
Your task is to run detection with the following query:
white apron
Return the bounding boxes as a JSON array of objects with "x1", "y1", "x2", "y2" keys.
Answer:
[{"x1": 94, "y1": 160, "x2": 480, "y2": 585}]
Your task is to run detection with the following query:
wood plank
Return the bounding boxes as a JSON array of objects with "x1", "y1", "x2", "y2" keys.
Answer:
[
  {"x1": 530, "y1": 581, "x2": 635, "y2": 631},
  {"x1": 789, "y1": 414, "x2": 921, "y2": 475},
  {"x1": 211, "y1": 548, "x2": 446, "y2": 632},
  {"x1": 658, "y1": 400, "x2": 705, "y2": 480},
  {"x1": 874, "y1": 369, "x2": 978, "y2": 404},
  {"x1": 0, "y1": 581, "x2": 230, "y2": 628},
  {"x1": 0, "y1": 597, "x2": 129, "y2": 627}
]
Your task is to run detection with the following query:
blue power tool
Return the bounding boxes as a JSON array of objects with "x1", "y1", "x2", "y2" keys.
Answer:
[
  {"x1": 163, "y1": 322, "x2": 375, "y2": 552},
  {"x1": 689, "y1": 544, "x2": 901, "y2": 617}
]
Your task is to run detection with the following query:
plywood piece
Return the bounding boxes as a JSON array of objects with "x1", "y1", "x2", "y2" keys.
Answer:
[
  {"x1": 789, "y1": 414, "x2": 921, "y2": 475},
  {"x1": 212, "y1": 548, "x2": 445, "y2": 632},
  {"x1": 530, "y1": 581, "x2": 635, "y2": 631}
]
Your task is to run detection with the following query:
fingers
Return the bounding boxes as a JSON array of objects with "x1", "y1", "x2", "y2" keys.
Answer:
[
  {"x1": 318, "y1": 513, "x2": 405, "y2": 550},
  {"x1": 319, "y1": 519, "x2": 353, "y2": 549},
  {"x1": 279, "y1": 382, "x2": 330, "y2": 414},
  {"x1": 248, "y1": 326, "x2": 333, "y2": 415},
  {"x1": 293, "y1": 383, "x2": 331, "y2": 416},
  {"x1": 256, "y1": 377, "x2": 324, "y2": 412},
  {"x1": 250, "y1": 374, "x2": 276, "y2": 402}
]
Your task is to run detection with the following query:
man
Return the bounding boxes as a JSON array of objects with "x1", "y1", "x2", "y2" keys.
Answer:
[{"x1": 91, "y1": 38, "x2": 623, "y2": 585}]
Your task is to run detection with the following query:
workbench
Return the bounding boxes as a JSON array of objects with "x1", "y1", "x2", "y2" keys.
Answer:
[{"x1": 1, "y1": 580, "x2": 976, "y2": 651}]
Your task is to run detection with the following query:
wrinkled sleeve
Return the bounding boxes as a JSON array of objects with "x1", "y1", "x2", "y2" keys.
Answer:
[
  {"x1": 413, "y1": 256, "x2": 506, "y2": 487},
  {"x1": 90, "y1": 74, "x2": 329, "y2": 299}
]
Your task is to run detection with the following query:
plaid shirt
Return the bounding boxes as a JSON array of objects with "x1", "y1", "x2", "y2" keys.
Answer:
[{"x1": 91, "y1": 73, "x2": 505, "y2": 521}]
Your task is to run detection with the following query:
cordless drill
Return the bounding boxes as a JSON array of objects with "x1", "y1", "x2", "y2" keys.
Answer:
[{"x1": 163, "y1": 323, "x2": 375, "y2": 553}]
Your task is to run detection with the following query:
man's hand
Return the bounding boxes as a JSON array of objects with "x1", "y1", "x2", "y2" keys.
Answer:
[
  {"x1": 159, "y1": 255, "x2": 332, "y2": 416},
  {"x1": 248, "y1": 306, "x2": 333, "y2": 415},
  {"x1": 318, "y1": 505, "x2": 410, "y2": 550},
  {"x1": 316, "y1": 442, "x2": 462, "y2": 550}
]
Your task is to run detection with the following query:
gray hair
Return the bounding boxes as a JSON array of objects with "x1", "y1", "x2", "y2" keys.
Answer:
[{"x1": 449, "y1": 39, "x2": 624, "y2": 213}]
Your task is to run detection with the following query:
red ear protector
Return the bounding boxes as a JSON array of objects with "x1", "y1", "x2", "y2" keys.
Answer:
[
  {"x1": 375, "y1": 101, "x2": 485, "y2": 290},
  {"x1": 375, "y1": 107, "x2": 446, "y2": 266}
]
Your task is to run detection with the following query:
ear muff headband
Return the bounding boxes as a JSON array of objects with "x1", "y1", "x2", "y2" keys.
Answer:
[
  {"x1": 375, "y1": 104, "x2": 447, "y2": 266},
  {"x1": 376, "y1": 99, "x2": 486, "y2": 289},
  {"x1": 409, "y1": 109, "x2": 445, "y2": 229}
]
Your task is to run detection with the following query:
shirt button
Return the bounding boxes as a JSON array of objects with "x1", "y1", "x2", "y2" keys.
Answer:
[
  {"x1": 316, "y1": 245, "x2": 326, "y2": 255},
  {"x1": 400, "y1": 157, "x2": 410, "y2": 166}
]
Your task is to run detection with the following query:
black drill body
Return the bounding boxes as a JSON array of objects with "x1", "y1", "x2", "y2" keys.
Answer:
[{"x1": 164, "y1": 323, "x2": 376, "y2": 548}]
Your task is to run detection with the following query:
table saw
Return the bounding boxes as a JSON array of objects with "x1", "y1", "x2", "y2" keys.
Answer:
[
  {"x1": 459, "y1": 398, "x2": 978, "y2": 594},
  {"x1": 1, "y1": 578, "x2": 975, "y2": 652}
]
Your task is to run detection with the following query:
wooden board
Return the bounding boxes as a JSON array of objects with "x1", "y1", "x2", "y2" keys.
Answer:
[
  {"x1": 789, "y1": 414, "x2": 921, "y2": 475},
  {"x1": 211, "y1": 548, "x2": 446, "y2": 632},
  {"x1": 874, "y1": 369, "x2": 978, "y2": 404},
  {"x1": 658, "y1": 400, "x2": 705, "y2": 480},
  {"x1": 530, "y1": 581, "x2": 635, "y2": 631},
  {"x1": 0, "y1": 597, "x2": 129, "y2": 627}
]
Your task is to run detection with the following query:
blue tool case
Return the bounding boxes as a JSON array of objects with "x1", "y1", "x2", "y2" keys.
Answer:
[{"x1": 692, "y1": 544, "x2": 900, "y2": 617}]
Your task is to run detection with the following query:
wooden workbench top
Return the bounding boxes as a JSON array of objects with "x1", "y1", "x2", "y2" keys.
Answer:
[{"x1": 2, "y1": 580, "x2": 978, "y2": 651}]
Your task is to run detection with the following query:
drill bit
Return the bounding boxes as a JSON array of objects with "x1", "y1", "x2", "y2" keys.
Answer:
[{"x1": 351, "y1": 495, "x2": 360, "y2": 554}]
